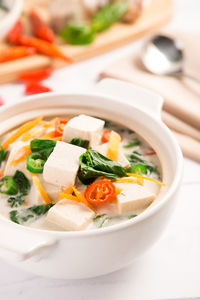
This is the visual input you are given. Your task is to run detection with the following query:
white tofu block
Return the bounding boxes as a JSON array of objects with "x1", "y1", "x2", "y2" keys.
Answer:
[
  {"x1": 43, "y1": 141, "x2": 85, "y2": 187},
  {"x1": 62, "y1": 114, "x2": 105, "y2": 147},
  {"x1": 4, "y1": 141, "x2": 31, "y2": 180},
  {"x1": 115, "y1": 181, "x2": 156, "y2": 215},
  {"x1": 95, "y1": 142, "x2": 130, "y2": 168},
  {"x1": 47, "y1": 199, "x2": 95, "y2": 231}
]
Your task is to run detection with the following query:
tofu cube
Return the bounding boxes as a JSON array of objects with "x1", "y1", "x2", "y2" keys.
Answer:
[
  {"x1": 43, "y1": 141, "x2": 85, "y2": 187},
  {"x1": 47, "y1": 199, "x2": 95, "y2": 231},
  {"x1": 4, "y1": 141, "x2": 31, "y2": 180},
  {"x1": 115, "y1": 181, "x2": 156, "y2": 214},
  {"x1": 95, "y1": 142, "x2": 130, "y2": 168},
  {"x1": 62, "y1": 114, "x2": 105, "y2": 147}
]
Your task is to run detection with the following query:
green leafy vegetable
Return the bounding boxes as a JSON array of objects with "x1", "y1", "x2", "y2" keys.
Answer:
[
  {"x1": 70, "y1": 138, "x2": 89, "y2": 149},
  {"x1": 93, "y1": 214, "x2": 109, "y2": 228},
  {"x1": 13, "y1": 170, "x2": 30, "y2": 196},
  {"x1": 126, "y1": 151, "x2": 159, "y2": 175},
  {"x1": 10, "y1": 203, "x2": 54, "y2": 224},
  {"x1": 0, "y1": 145, "x2": 7, "y2": 167},
  {"x1": 30, "y1": 139, "x2": 56, "y2": 153},
  {"x1": 0, "y1": 176, "x2": 19, "y2": 195},
  {"x1": 92, "y1": 1, "x2": 128, "y2": 32},
  {"x1": 93, "y1": 214, "x2": 106, "y2": 222},
  {"x1": 60, "y1": 22, "x2": 96, "y2": 45},
  {"x1": 8, "y1": 195, "x2": 25, "y2": 208},
  {"x1": 123, "y1": 139, "x2": 140, "y2": 148},
  {"x1": 78, "y1": 148, "x2": 127, "y2": 185}
]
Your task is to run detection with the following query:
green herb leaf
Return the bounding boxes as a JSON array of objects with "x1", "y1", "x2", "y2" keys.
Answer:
[
  {"x1": 60, "y1": 21, "x2": 95, "y2": 45},
  {"x1": 13, "y1": 170, "x2": 30, "y2": 196},
  {"x1": 0, "y1": 145, "x2": 7, "y2": 167},
  {"x1": 30, "y1": 139, "x2": 57, "y2": 153},
  {"x1": 93, "y1": 214, "x2": 106, "y2": 222},
  {"x1": 8, "y1": 195, "x2": 25, "y2": 208},
  {"x1": 78, "y1": 148, "x2": 127, "y2": 185},
  {"x1": 126, "y1": 151, "x2": 159, "y2": 176},
  {"x1": 123, "y1": 139, "x2": 140, "y2": 148},
  {"x1": 10, "y1": 203, "x2": 54, "y2": 224},
  {"x1": 92, "y1": 1, "x2": 128, "y2": 32},
  {"x1": 70, "y1": 138, "x2": 89, "y2": 149}
]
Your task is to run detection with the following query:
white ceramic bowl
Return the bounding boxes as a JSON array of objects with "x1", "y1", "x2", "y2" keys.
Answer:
[
  {"x1": 0, "y1": 0, "x2": 23, "y2": 40},
  {"x1": 0, "y1": 79, "x2": 183, "y2": 279}
]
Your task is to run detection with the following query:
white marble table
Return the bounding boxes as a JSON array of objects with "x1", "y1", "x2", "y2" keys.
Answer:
[{"x1": 0, "y1": 1, "x2": 199, "y2": 299}]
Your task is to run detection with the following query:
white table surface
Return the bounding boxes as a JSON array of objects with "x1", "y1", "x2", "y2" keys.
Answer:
[{"x1": 0, "y1": 1, "x2": 199, "y2": 299}]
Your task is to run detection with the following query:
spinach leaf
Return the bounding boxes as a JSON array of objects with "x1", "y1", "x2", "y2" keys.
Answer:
[
  {"x1": 10, "y1": 203, "x2": 54, "y2": 224},
  {"x1": 30, "y1": 139, "x2": 56, "y2": 153},
  {"x1": 70, "y1": 138, "x2": 89, "y2": 149},
  {"x1": 126, "y1": 151, "x2": 159, "y2": 175},
  {"x1": 123, "y1": 139, "x2": 140, "y2": 148},
  {"x1": 78, "y1": 148, "x2": 127, "y2": 185},
  {"x1": 0, "y1": 145, "x2": 7, "y2": 167},
  {"x1": 8, "y1": 195, "x2": 25, "y2": 208},
  {"x1": 13, "y1": 170, "x2": 30, "y2": 196}
]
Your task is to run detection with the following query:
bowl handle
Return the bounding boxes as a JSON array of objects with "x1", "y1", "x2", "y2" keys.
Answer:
[
  {"x1": 92, "y1": 79, "x2": 164, "y2": 120},
  {"x1": 0, "y1": 221, "x2": 57, "y2": 261}
]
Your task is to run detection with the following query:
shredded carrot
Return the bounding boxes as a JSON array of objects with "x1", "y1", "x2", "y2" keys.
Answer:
[
  {"x1": 127, "y1": 173, "x2": 165, "y2": 186},
  {"x1": 21, "y1": 127, "x2": 45, "y2": 141},
  {"x1": 59, "y1": 193, "x2": 79, "y2": 202},
  {"x1": 107, "y1": 130, "x2": 121, "y2": 161},
  {"x1": 62, "y1": 185, "x2": 74, "y2": 194},
  {"x1": 11, "y1": 145, "x2": 31, "y2": 165},
  {"x1": 115, "y1": 178, "x2": 137, "y2": 183},
  {"x1": 40, "y1": 118, "x2": 57, "y2": 128},
  {"x1": 2, "y1": 116, "x2": 43, "y2": 150},
  {"x1": 0, "y1": 168, "x2": 5, "y2": 178},
  {"x1": 31, "y1": 173, "x2": 51, "y2": 204},
  {"x1": 72, "y1": 186, "x2": 96, "y2": 212},
  {"x1": 111, "y1": 187, "x2": 122, "y2": 203},
  {"x1": 40, "y1": 132, "x2": 62, "y2": 141}
]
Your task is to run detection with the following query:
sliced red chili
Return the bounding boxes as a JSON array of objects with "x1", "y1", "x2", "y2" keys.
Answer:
[
  {"x1": 85, "y1": 180, "x2": 116, "y2": 205},
  {"x1": 102, "y1": 130, "x2": 111, "y2": 143},
  {"x1": 19, "y1": 67, "x2": 54, "y2": 82},
  {"x1": 25, "y1": 82, "x2": 52, "y2": 95},
  {"x1": 54, "y1": 118, "x2": 69, "y2": 137}
]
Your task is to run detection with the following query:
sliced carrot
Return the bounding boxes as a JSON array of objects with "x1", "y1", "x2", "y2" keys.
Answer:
[
  {"x1": 59, "y1": 193, "x2": 79, "y2": 202},
  {"x1": 127, "y1": 173, "x2": 165, "y2": 186},
  {"x1": 62, "y1": 185, "x2": 74, "y2": 194},
  {"x1": 107, "y1": 130, "x2": 121, "y2": 161},
  {"x1": 2, "y1": 116, "x2": 43, "y2": 150},
  {"x1": 0, "y1": 168, "x2": 5, "y2": 178},
  {"x1": 11, "y1": 145, "x2": 31, "y2": 165},
  {"x1": 32, "y1": 173, "x2": 51, "y2": 204},
  {"x1": 72, "y1": 186, "x2": 96, "y2": 212}
]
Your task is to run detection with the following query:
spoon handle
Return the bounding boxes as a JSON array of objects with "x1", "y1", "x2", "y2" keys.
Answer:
[{"x1": 174, "y1": 72, "x2": 200, "y2": 84}]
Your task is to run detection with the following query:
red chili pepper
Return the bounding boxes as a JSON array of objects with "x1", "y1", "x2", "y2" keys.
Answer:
[
  {"x1": 0, "y1": 46, "x2": 36, "y2": 63},
  {"x1": 54, "y1": 118, "x2": 69, "y2": 137},
  {"x1": 18, "y1": 67, "x2": 54, "y2": 82},
  {"x1": 102, "y1": 130, "x2": 111, "y2": 143},
  {"x1": 30, "y1": 9, "x2": 55, "y2": 43},
  {"x1": 18, "y1": 35, "x2": 74, "y2": 63},
  {"x1": 25, "y1": 82, "x2": 52, "y2": 95},
  {"x1": 144, "y1": 149, "x2": 156, "y2": 156},
  {"x1": 7, "y1": 19, "x2": 24, "y2": 44},
  {"x1": 85, "y1": 180, "x2": 116, "y2": 205}
]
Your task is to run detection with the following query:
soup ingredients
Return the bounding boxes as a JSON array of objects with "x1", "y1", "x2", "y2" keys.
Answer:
[
  {"x1": 25, "y1": 82, "x2": 52, "y2": 95},
  {"x1": 127, "y1": 173, "x2": 165, "y2": 186},
  {"x1": 30, "y1": 139, "x2": 57, "y2": 153},
  {"x1": 54, "y1": 118, "x2": 69, "y2": 137},
  {"x1": 11, "y1": 145, "x2": 31, "y2": 165},
  {"x1": 0, "y1": 145, "x2": 7, "y2": 167},
  {"x1": 85, "y1": 180, "x2": 116, "y2": 205},
  {"x1": 43, "y1": 142, "x2": 85, "y2": 187},
  {"x1": 102, "y1": 130, "x2": 111, "y2": 143},
  {"x1": 60, "y1": 22, "x2": 95, "y2": 45},
  {"x1": 10, "y1": 203, "x2": 54, "y2": 224},
  {"x1": 126, "y1": 151, "x2": 159, "y2": 175},
  {"x1": 46, "y1": 199, "x2": 95, "y2": 231},
  {"x1": 27, "y1": 153, "x2": 45, "y2": 173},
  {"x1": 123, "y1": 139, "x2": 140, "y2": 148},
  {"x1": 107, "y1": 130, "x2": 121, "y2": 161},
  {"x1": 129, "y1": 163, "x2": 147, "y2": 174},
  {"x1": 0, "y1": 46, "x2": 36, "y2": 63},
  {"x1": 13, "y1": 170, "x2": 31, "y2": 196},
  {"x1": 92, "y1": 1, "x2": 128, "y2": 32},
  {"x1": 78, "y1": 148, "x2": 127, "y2": 185},
  {"x1": 8, "y1": 195, "x2": 25, "y2": 208},
  {"x1": 63, "y1": 114, "x2": 105, "y2": 147},
  {"x1": 0, "y1": 176, "x2": 19, "y2": 195},
  {"x1": 18, "y1": 35, "x2": 74, "y2": 63},
  {"x1": 7, "y1": 20, "x2": 23, "y2": 44},
  {"x1": 70, "y1": 138, "x2": 89, "y2": 149},
  {"x1": 30, "y1": 9, "x2": 55, "y2": 43},
  {"x1": 18, "y1": 67, "x2": 54, "y2": 82},
  {"x1": 31, "y1": 174, "x2": 52, "y2": 204},
  {"x1": 2, "y1": 116, "x2": 42, "y2": 150}
]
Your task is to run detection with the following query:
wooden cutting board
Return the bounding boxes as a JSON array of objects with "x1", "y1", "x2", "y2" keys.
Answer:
[{"x1": 0, "y1": 0, "x2": 173, "y2": 84}]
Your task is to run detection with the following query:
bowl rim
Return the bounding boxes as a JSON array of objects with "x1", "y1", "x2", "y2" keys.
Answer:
[{"x1": 0, "y1": 92, "x2": 183, "y2": 237}]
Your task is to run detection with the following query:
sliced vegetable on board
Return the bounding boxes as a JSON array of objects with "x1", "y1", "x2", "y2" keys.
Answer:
[
  {"x1": 0, "y1": 46, "x2": 36, "y2": 63},
  {"x1": 7, "y1": 19, "x2": 24, "y2": 44},
  {"x1": 25, "y1": 82, "x2": 52, "y2": 95},
  {"x1": 19, "y1": 67, "x2": 54, "y2": 82}
]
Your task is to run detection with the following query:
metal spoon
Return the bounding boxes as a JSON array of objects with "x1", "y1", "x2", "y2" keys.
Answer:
[{"x1": 141, "y1": 34, "x2": 200, "y2": 84}]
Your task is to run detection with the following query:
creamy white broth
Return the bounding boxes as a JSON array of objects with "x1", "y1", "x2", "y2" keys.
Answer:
[{"x1": 0, "y1": 115, "x2": 163, "y2": 231}]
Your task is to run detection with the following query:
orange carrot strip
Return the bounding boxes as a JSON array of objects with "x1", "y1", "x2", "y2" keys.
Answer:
[
  {"x1": 11, "y1": 145, "x2": 31, "y2": 165},
  {"x1": 32, "y1": 173, "x2": 51, "y2": 204}
]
